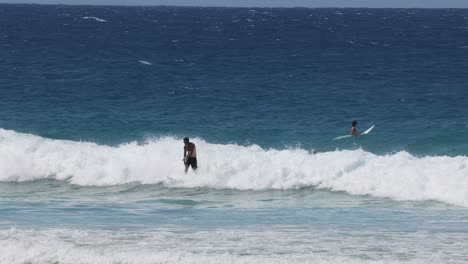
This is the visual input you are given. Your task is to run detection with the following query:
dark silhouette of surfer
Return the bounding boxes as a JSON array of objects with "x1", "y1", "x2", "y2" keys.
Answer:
[
  {"x1": 183, "y1": 137, "x2": 198, "y2": 174},
  {"x1": 350, "y1": 120, "x2": 360, "y2": 136}
]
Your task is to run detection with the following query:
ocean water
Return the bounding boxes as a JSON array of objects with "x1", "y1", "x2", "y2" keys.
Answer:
[{"x1": 1, "y1": 4, "x2": 468, "y2": 263}]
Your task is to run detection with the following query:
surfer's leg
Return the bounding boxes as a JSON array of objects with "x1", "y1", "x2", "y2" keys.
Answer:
[{"x1": 191, "y1": 158, "x2": 198, "y2": 171}]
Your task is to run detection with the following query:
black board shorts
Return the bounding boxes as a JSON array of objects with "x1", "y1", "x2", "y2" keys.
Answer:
[{"x1": 185, "y1": 157, "x2": 198, "y2": 169}]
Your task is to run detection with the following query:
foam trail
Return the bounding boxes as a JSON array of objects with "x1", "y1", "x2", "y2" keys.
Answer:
[
  {"x1": 82, "y1": 16, "x2": 108, "y2": 22},
  {"x1": 138, "y1": 60, "x2": 153, "y2": 65},
  {"x1": 0, "y1": 228, "x2": 441, "y2": 264},
  {"x1": 0, "y1": 129, "x2": 467, "y2": 206}
]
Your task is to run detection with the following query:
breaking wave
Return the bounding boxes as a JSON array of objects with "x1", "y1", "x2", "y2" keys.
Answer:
[{"x1": 0, "y1": 129, "x2": 467, "y2": 206}]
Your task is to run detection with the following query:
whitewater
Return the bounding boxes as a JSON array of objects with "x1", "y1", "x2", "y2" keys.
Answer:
[
  {"x1": 2, "y1": 5, "x2": 468, "y2": 263},
  {"x1": 2, "y1": 227, "x2": 465, "y2": 264},
  {"x1": 1, "y1": 129, "x2": 467, "y2": 207}
]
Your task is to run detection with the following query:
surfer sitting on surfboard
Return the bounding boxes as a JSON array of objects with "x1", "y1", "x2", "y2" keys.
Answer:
[
  {"x1": 183, "y1": 137, "x2": 198, "y2": 174},
  {"x1": 350, "y1": 120, "x2": 359, "y2": 136}
]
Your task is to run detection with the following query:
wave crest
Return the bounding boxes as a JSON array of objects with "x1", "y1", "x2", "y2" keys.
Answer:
[{"x1": 0, "y1": 129, "x2": 467, "y2": 206}]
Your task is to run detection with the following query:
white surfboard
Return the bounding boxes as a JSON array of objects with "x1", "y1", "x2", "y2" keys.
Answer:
[
  {"x1": 362, "y1": 125, "x2": 375, "y2": 135},
  {"x1": 332, "y1": 134, "x2": 352, "y2": 140},
  {"x1": 332, "y1": 125, "x2": 375, "y2": 140}
]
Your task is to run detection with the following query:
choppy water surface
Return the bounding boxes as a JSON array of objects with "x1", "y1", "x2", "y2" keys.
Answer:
[{"x1": 1, "y1": 4, "x2": 468, "y2": 263}]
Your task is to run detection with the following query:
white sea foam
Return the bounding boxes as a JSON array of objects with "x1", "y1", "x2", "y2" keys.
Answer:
[
  {"x1": 0, "y1": 228, "x2": 453, "y2": 264},
  {"x1": 82, "y1": 16, "x2": 108, "y2": 22},
  {"x1": 0, "y1": 129, "x2": 467, "y2": 206},
  {"x1": 138, "y1": 60, "x2": 152, "y2": 65}
]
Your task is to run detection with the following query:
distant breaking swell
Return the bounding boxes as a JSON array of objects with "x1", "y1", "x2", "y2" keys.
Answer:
[{"x1": 0, "y1": 129, "x2": 467, "y2": 207}]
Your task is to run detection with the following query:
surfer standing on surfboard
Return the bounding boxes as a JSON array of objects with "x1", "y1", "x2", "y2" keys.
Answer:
[
  {"x1": 350, "y1": 120, "x2": 360, "y2": 136},
  {"x1": 183, "y1": 137, "x2": 198, "y2": 174}
]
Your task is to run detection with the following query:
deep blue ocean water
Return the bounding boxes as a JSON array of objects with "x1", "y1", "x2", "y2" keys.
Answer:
[{"x1": 0, "y1": 4, "x2": 468, "y2": 263}]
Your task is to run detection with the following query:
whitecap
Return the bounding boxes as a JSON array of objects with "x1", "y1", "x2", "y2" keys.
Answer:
[
  {"x1": 0, "y1": 129, "x2": 467, "y2": 207},
  {"x1": 82, "y1": 16, "x2": 108, "y2": 22},
  {"x1": 138, "y1": 60, "x2": 152, "y2": 65}
]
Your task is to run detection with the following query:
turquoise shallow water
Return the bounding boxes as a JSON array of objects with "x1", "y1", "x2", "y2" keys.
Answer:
[
  {"x1": 1, "y1": 180, "x2": 468, "y2": 263},
  {"x1": 0, "y1": 4, "x2": 468, "y2": 263},
  {"x1": 1, "y1": 179, "x2": 468, "y2": 263}
]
